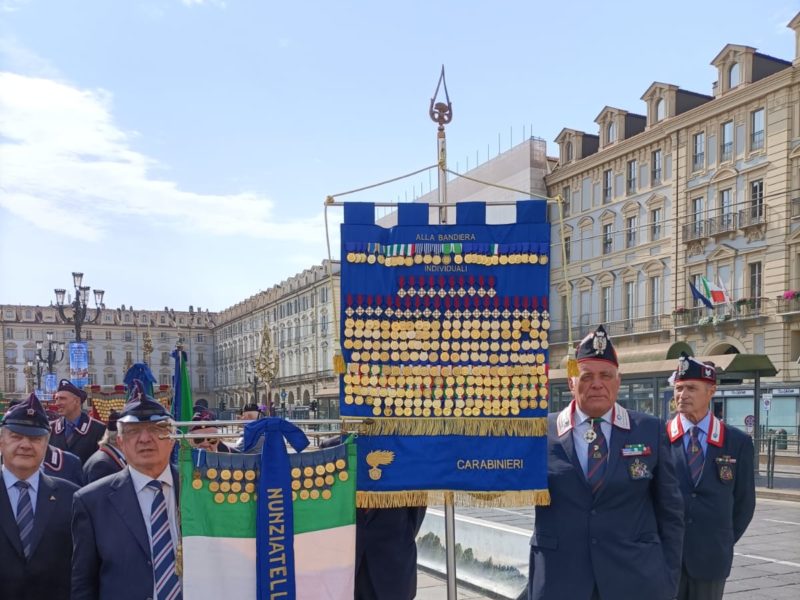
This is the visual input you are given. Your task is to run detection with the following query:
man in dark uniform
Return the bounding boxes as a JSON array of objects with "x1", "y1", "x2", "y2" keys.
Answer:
[
  {"x1": 667, "y1": 353, "x2": 756, "y2": 600},
  {"x1": 50, "y1": 378, "x2": 106, "y2": 464},
  {"x1": 0, "y1": 393, "x2": 79, "y2": 600},
  {"x1": 83, "y1": 410, "x2": 127, "y2": 483},
  {"x1": 321, "y1": 435, "x2": 426, "y2": 600},
  {"x1": 528, "y1": 325, "x2": 684, "y2": 600},
  {"x1": 3, "y1": 398, "x2": 84, "y2": 487},
  {"x1": 72, "y1": 380, "x2": 182, "y2": 600}
]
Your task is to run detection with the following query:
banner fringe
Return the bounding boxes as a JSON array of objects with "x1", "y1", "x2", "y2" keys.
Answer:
[
  {"x1": 355, "y1": 417, "x2": 547, "y2": 437},
  {"x1": 356, "y1": 489, "x2": 550, "y2": 508}
]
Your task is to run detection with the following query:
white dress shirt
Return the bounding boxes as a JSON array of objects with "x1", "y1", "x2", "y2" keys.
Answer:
[
  {"x1": 572, "y1": 406, "x2": 614, "y2": 476},
  {"x1": 128, "y1": 464, "x2": 179, "y2": 554},
  {"x1": 2, "y1": 466, "x2": 40, "y2": 518}
]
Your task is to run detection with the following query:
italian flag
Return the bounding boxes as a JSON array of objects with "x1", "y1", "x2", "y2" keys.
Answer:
[
  {"x1": 701, "y1": 276, "x2": 727, "y2": 304},
  {"x1": 180, "y1": 439, "x2": 356, "y2": 599}
]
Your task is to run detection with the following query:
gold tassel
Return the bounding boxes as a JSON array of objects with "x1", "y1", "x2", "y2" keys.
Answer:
[
  {"x1": 567, "y1": 349, "x2": 579, "y2": 378},
  {"x1": 332, "y1": 350, "x2": 345, "y2": 374},
  {"x1": 355, "y1": 417, "x2": 547, "y2": 437},
  {"x1": 357, "y1": 489, "x2": 550, "y2": 508}
]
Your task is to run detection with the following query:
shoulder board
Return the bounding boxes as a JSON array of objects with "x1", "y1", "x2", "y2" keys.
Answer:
[
  {"x1": 708, "y1": 414, "x2": 725, "y2": 447},
  {"x1": 45, "y1": 446, "x2": 63, "y2": 472},
  {"x1": 51, "y1": 418, "x2": 65, "y2": 435},
  {"x1": 667, "y1": 415, "x2": 684, "y2": 443},
  {"x1": 611, "y1": 403, "x2": 630, "y2": 430},
  {"x1": 556, "y1": 401, "x2": 575, "y2": 437},
  {"x1": 74, "y1": 413, "x2": 92, "y2": 436}
]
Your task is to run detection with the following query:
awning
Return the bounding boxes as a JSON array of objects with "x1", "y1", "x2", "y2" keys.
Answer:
[{"x1": 550, "y1": 353, "x2": 778, "y2": 383}]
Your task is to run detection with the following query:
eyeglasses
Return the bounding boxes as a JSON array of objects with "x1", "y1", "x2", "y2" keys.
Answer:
[
  {"x1": 121, "y1": 423, "x2": 172, "y2": 439},
  {"x1": 190, "y1": 437, "x2": 218, "y2": 446}
]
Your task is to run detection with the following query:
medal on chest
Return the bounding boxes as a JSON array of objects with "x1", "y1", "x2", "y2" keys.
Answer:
[{"x1": 583, "y1": 428, "x2": 597, "y2": 443}]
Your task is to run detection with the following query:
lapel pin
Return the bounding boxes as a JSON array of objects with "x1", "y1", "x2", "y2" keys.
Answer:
[{"x1": 50, "y1": 495, "x2": 56, "y2": 501}]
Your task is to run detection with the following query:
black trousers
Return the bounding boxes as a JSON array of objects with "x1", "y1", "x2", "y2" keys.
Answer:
[{"x1": 677, "y1": 566, "x2": 725, "y2": 600}]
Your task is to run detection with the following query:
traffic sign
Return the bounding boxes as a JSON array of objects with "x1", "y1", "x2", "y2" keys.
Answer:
[
  {"x1": 744, "y1": 414, "x2": 755, "y2": 434},
  {"x1": 762, "y1": 393, "x2": 772, "y2": 411}
]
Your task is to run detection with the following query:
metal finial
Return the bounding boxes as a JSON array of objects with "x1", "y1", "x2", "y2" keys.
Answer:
[{"x1": 429, "y1": 65, "x2": 453, "y2": 130}]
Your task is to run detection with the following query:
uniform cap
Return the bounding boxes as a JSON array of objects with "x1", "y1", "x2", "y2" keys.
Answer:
[
  {"x1": 575, "y1": 324, "x2": 618, "y2": 367},
  {"x1": 1, "y1": 393, "x2": 51, "y2": 436},
  {"x1": 57, "y1": 378, "x2": 87, "y2": 403}
]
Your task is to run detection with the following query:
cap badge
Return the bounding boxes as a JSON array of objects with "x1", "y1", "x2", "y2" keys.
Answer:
[
  {"x1": 26, "y1": 408, "x2": 35, "y2": 416},
  {"x1": 677, "y1": 355, "x2": 689, "y2": 377},
  {"x1": 592, "y1": 331, "x2": 607, "y2": 356}
]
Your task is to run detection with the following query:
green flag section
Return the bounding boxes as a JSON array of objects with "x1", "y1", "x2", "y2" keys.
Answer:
[{"x1": 181, "y1": 440, "x2": 357, "y2": 599}]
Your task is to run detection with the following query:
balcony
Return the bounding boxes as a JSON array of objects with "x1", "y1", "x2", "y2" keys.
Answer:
[
  {"x1": 706, "y1": 212, "x2": 737, "y2": 236},
  {"x1": 776, "y1": 295, "x2": 800, "y2": 315},
  {"x1": 720, "y1": 142, "x2": 733, "y2": 162},
  {"x1": 682, "y1": 221, "x2": 708, "y2": 242},
  {"x1": 738, "y1": 204, "x2": 766, "y2": 228},
  {"x1": 549, "y1": 314, "x2": 671, "y2": 343},
  {"x1": 674, "y1": 298, "x2": 771, "y2": 328}
]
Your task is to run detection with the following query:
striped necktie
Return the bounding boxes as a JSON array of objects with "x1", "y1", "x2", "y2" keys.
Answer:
[
  {"x1": 146, "y1": 480, "x2": 182, "y2": 600},
  {"x1": 586, "y1": 419, "x2": 608, "y2": 494},
  {"x1": 686, "y1": 427, "x2": 704, "y2": 486},
  {"x1": 14, "y1": 480, "x2": 34, "y2": 559}
]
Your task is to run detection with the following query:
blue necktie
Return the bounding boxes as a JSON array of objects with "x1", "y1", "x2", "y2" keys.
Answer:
[
  {"x1": 586, "y1": 419, "x2": 608, "y2": 494},
  {"x1": 14, "y1": 480, "x2": 34, "y2": 559},
  {"x1": 146, "y1": 480, "x2": 182, "y2": 600},
  {"x1": 686, "y1": 427, "x2": 704, "y2": 486}
]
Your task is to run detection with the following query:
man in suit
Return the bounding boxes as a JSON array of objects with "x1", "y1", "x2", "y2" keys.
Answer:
[
  {"x1": 72, "y1": 380, "x2": 182, "y2": 600},
  {"x1": 528, "y1": 325, "x2": 684, "y2": 600},
  {"x1": 83, "y1": 410, "x2": 127, "y2": 483},
  {"x1": 0, "y1": 393, "x2": 79, "y2": 600},
  {"x1": 3, "y1": 398, "x2": 84, "y2": 487},
  {"x1": 667, "y1": 353, "x2": 756, "y2": 600},
  {"x1": 50, "y1": 378, "x2": 106, "y2": 464}
]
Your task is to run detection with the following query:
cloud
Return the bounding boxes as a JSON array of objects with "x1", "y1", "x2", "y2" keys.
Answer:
[
  {"x1": 0, "y1": 71, "x2": 328, "y2": 243},
  {"x1": 180, "y1": 0, "x2": 226, "y2": 7},
  {"x1": 1, "y1": 0, "x2": 30, "y2": 12}
]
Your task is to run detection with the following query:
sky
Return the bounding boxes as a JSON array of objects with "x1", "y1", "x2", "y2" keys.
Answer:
[{"x1": 1, "y1": 0, "x2": 797, "y2": 313}]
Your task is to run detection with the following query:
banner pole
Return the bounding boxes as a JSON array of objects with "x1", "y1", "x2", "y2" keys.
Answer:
[{"x1": 429, "y1": 64, "x2": 457, "y2": 600}]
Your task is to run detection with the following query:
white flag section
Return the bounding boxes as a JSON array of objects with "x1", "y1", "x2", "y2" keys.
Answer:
[{"x1": 180, "y1": 441, "x2": 356, "y2": 599}]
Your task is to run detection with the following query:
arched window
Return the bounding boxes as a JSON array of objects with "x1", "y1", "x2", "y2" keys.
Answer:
[
  {"x1": 565, "y1": 141, "x2": 573, "y2": 161},
  {"x1": 728, "y1": 63, "x2": 740, "y2": 88},
  {"x1": 607, "y1": 121, "x2": 616, "y2": 144},
  {"x1": 655, "y1": 99, "x2": 665, "y2": 122}
]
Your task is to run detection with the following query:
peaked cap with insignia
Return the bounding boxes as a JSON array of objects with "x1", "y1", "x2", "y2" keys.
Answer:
[
  {"x1": 118, "y1": 379, "x2": 171, "y2": 423},
  {"x1": 575, "y1": 324, "x2": 618, "y2": 367},
  {"x1": 671, "y1": 351, "x2": 716, "y2": 385},
  {"x1": 2, "y1": 393, "x2": 51, "y2": 436},
  {"x1": 57, "y1": 378, "x2": 88, "y2": 403}
]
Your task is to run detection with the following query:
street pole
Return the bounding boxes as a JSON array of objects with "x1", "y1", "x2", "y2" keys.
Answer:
[{"x1": 429, "y1": 65, "x2": 457, "y2": 600}]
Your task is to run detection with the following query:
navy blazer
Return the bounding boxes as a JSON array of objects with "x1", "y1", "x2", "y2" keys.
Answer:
[
  {"x1": 667, "y1": 414, "x2": 756, "y2": 580},
  {"x1": 50, "y1": 412, "x2": 106, "y2": 464},
  {"x1": 71, "y1": 465, "x2": 180, "y2": 600},
  {"x1": 83, "y1": 445, "x2": 127, "y2": 484},
  {"x1": 529, "y1": 402, "x2": 685, "y2": 600},
  {"x1": 0, "y1": 472, "x2": 79, "y2": 600}
]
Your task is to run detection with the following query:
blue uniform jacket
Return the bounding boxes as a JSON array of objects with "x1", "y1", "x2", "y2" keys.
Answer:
[
  {"x1": 529, "y1": 402, "x2": 685, "y2": 600},
  {"x1": 667, "y1": 414, "x2": 755, "y2": 580},
  {"x1": 50, "y1": 412, "x2": 106, "y2": 465},
  {"x1": 71, "y1": 465, "x2": 179, "y2": 600},
  {"x1": 44, "y1": 445, "x2": 85, "y2": 487},
  {"x1": 0, "y1": 473, "x2": 79, "y2": 600}
]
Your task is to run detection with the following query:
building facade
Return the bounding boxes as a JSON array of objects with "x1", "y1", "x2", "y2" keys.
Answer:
[
  {"x1": 547, "y1": 14, "x2": 800, "y2": 434},
  {"x1": 212, "y1": 261, "x2": 341, "y2": 418},
  {"x1": 1, "y1": 303, "x2": 215, "y2": 403}
]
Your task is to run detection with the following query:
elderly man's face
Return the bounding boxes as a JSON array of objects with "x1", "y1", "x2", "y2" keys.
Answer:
[
  {"x1": 118, "y1": 422, "x2": 174, "y2": 477},
  {"x1": 189, "y1": 426, "x2": 221, "y2": 451},
  {"x1": 674, "y1": 380, "x2": 715, "y2": 424},
  {"x1": 569, "y1": 360, "x2": 621, "y2": 418},
  {"x1": 53, "y1": 390, "x2": 82, "y2": 420},
  {"x1": 0, "y1": 428, "x2": 49, "y2": 479}
]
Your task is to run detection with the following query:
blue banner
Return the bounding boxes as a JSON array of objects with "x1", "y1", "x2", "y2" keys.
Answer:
[
  {"x1": 43, "y1": 373, "x2": 58, "y2": 402},
  {"x1": 68, "y1": 342, "x2": 89, "y2": 388}
]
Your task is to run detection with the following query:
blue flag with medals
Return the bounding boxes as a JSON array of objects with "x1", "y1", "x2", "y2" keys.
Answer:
[{"x1": 340, "y1": 201, "x2": 550, "y2": 507}]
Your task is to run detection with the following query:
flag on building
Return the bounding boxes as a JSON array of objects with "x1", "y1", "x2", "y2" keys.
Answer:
[
  {"x1": 689, "y1": 280, "x2": 713, "y2": 309},
  {"x1": 180, "y1": 422, "x2": 356, "y2": 600},
  {"x1": 700, "y1": 276, "x2": 727, "y2": 304}
]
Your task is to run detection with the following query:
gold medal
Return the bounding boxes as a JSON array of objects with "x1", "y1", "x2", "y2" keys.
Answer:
[
  {"x1": 214, "y1": 492, "x2": 225, "y2": 504},
  {"x1": 192, "y1": 479, "x2": 203, "y2": 490},
  {"x1": 206, "y1": 468, "x2": 218, "y2": 479}
]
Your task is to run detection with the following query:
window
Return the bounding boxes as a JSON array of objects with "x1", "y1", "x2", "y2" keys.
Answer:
[
  {"x1": 124, "y1": 331, "x2": 132, "y2": 342},
  {"x1": 728, "y1": 62, "x2": 740, "y2": 88},
  {"x1": 85, "y1": 330, "x2": 92, "y2": 340},
  {"x1": 160, "y1": 332, "x2": 168, "y2": 341},
  {"x1": 4, "y1": 327, "x2": 12, "y2": 339},
  {"x1": 691, "y1": 197, "x2": 704, "y2": 235},
  {"x1": 655, "y1": 99, "x2": 665, "y2": 122},
  {"x1": 124, "y1": 313, "x2": 131, "y2": 322},
  {"x1": 692, "y1": 132, "x2": 705, "y2": 171},
  {"x1": 160, "y1": 316, "x2": 166, "y2": 324},
  {"x1": 560, "y1": 295, "x2": 568, "y2": 329},
  {"x1": 105, "y1": 330, "x2": 112, "y2": 340},
  {"x1": 199, "y1": 374, "x2": 207, "y2": 390},
  {"x1": 125, "y1": 351, "x2": 133, "y2": 364},
  {"x1": 624, "y1": 282, "x2": 635, "y2": 322},
  {"x1": 161, "y1": 351, "x2": 169, "y2": 365},
  {"x1": 564, "y1": 236, "x2": 571, "y2": 263},
  {"x1": 565, "y1": 141, "x2": 573, "y2": 162},
  {"x1": 720, "y1": 121, "x2": 733, "y2": 162},
  {"x1": 626, "y1": 160, "x2": 637, "y2": 194},
  {"x1": 601, "y1": 286, "x2": 611, "y2": 323},
  {"x1": 750, "y1": 179, "x2": 764, "y2": 220},
  {"x1": 750, "y1": 108, "x2": 764, "y2": 150},
  {"x1": 651, "y1": 150, "x2": 662, "y2": 185},
  {"x1": 105, "y1": 350, "x2": 113, "y2": 365},
  {"x1": 87, "y1": 373, "x2": 96, "y2": 386},
  {"x1": 719, "y1": 189, "x2": 734, "y2": 229},
  {"x1": 104, "y1": 373, "x2": 115, "y2": 385},
  {"x1": 87, "y1": 350, "x2": 93, "y2": 364},
  {"x1": 4, "y1": 348, "x2": 17, "y2": 363},
  {"x1": 602, "y1": 170, "x2": 613, "y2": 203},
  {"x1": 650, "y1": 208, "x2": 662, "y2": 241},
  {"x1": 562, "y1": 186, "x2": 571, "y2": 217},
  {"x1": 321, "y1": 314, "x2": 329, "y2": 335},
  {"x1": 6, "y1": 371, "x2": 16, "y2": 393},
  {"x1": 25, "y1": 328, "x2": 32, "y2": 340},
  {"x1": 749, "y1": 262, "x2": 762, "y2": 299},
  {"x1": 626, "y1": 216, "x2": 637, "y2": 248},
  {"x1": 196, "y1": 333, "x2": 205, "y2": 343},
  {"x1": 320, "y1": 286, "x2": 328, "y2": 304},
  {"x1": 602, "y1": 224, "x2": 613, "y2": 254},
  {"x1": 649, "y1": 276, "x2": 661, "y2": 317},
  {"x1": 607, "y1": 121, "x2": 616, "y2": 144}
]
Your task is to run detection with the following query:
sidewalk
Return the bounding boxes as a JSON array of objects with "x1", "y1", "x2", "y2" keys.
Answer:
[{"x1": 416, "y1": 571, "x2": 496, "y2": 600}]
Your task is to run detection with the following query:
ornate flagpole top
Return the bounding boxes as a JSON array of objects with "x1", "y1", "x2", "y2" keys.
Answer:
[{"x1": 429, "y1": 65, "x2": 453, "y2": 131}]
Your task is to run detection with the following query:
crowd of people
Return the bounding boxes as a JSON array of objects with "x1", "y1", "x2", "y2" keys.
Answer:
[{"x1": 0, "y1": 324, "x2": 756, "y2": 600}]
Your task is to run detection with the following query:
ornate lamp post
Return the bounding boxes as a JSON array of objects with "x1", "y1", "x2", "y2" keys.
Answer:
[
  {"x1": 247, "y1": 364, "x2": 260, "y2": 406},
  {"x1": 37, "y1": 331, "x2": 65, "y2": 374},
  {"x1": 54, "y1": 272, "x2": 104, "y2": 343},
  {"x1": 254, "y1": 321, "x2": 278, "y2": 413},
  {"x1": 25, "y1": 359, "x2": 45, "y2": 392}
]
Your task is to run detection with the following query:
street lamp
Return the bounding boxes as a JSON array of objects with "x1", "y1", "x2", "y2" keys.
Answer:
[
  {"x1": 25, "y1": 359, "x2": 45, "y2": 391},
  {"x1": 54, "y1": 271, "x2": 104, "y2": 343},
  {"x1": 36, "y1": 331, "x2": 65, "y2": 374},
  {"x1": 247, "y1": 363, "x2": 261, "y2": 406}
]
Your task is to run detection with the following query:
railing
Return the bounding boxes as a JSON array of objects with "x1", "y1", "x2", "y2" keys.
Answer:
[
  {"x1": 776, "y1": 295, "x2": 800, "y2": 314},
  {"x1": 750, "y1": 130, "x2": 764, "y2": 151},
  {"x1": 692, "y1": 154, "x2": 704, "y2": 172},
  {"x1": 682, "y1": 220, "x2": 707, "y2": 241},
  {"x1": 738, "y1": 203, "x2": 766, "y2": 227},
  {"x1": 706, "y1": 212, "x2": 737, "y2": 235},
  {"x1": 674, "y1": 298, "x2": 771, "y2": 327},
  {"x1": 549, "y1": 314, "x2": 672, "y2": 343},
  {"x1": 720, "y1": 142, "x2": 733, "y2": 162}
]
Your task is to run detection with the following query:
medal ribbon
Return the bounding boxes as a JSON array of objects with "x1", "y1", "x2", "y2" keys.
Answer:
[{"x1": 243, "y1": 418, "x2": 310, "y2": 600}]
